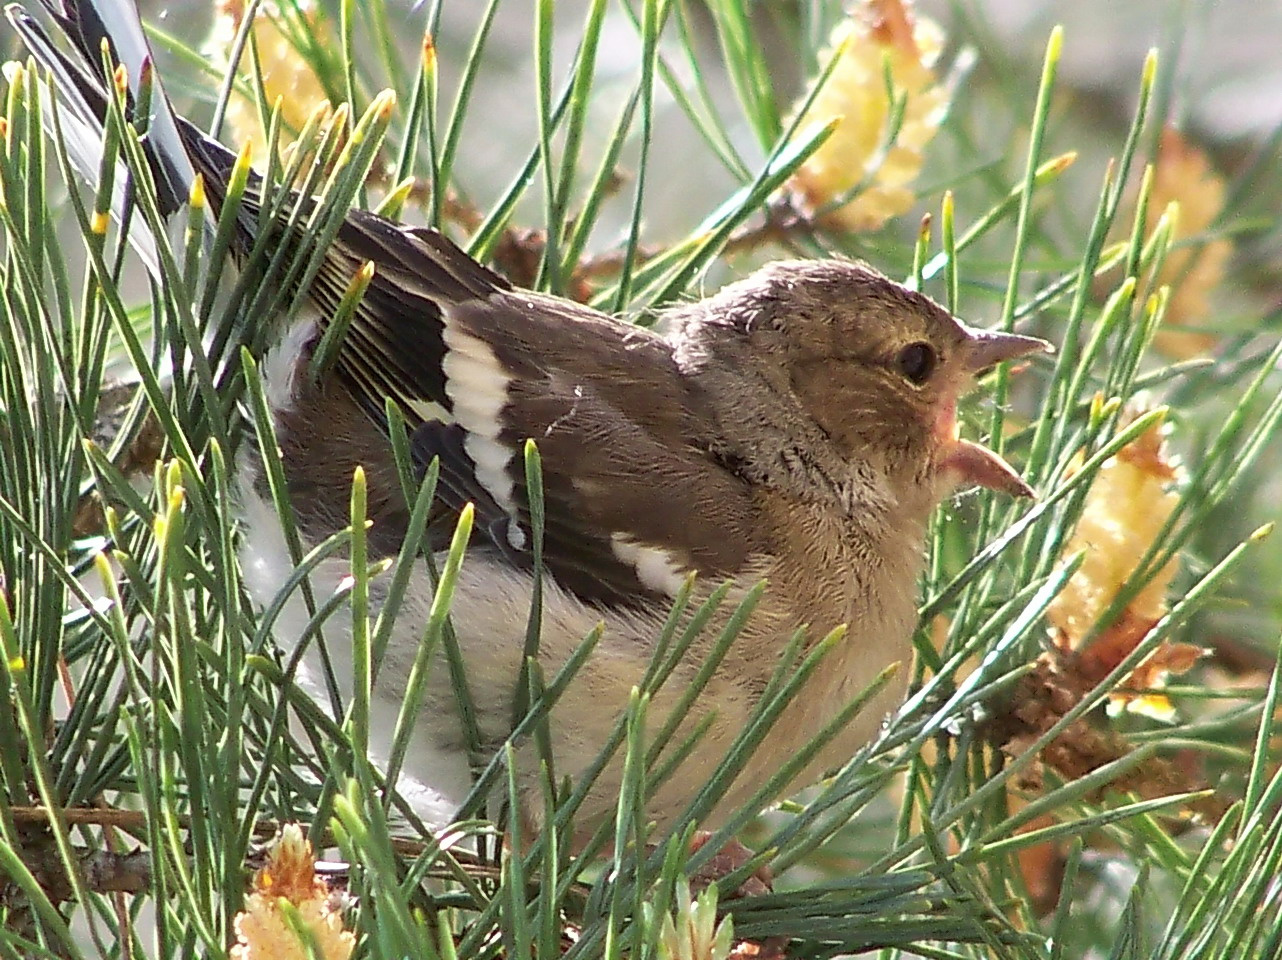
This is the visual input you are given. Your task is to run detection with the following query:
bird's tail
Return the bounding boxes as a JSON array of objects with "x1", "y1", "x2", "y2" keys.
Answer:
[{"x1": 4, "y1": 0, "x2": 239, "y2": 272}]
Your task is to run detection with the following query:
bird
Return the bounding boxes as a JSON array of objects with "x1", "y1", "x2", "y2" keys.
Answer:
[{"x1": 12, "y1": 0, "x2": 1050, "y2": 859}]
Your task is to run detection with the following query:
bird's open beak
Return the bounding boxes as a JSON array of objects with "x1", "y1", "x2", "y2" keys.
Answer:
[{"x1": 935, "y1": 327, "x2": 1053, "y2": 498}]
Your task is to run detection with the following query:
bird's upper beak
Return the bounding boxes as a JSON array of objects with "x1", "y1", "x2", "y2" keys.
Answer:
[
  {"x1": 935, "y1": 327, "x2": 1053, "y2": 498},
  {"x1": 964, "y1": 328, "x2": 1053, "y2": 374}
]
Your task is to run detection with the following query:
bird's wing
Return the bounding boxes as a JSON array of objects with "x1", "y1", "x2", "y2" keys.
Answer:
[{"x1": 299, "y1": 216, "x2": 763, "y2": 609}]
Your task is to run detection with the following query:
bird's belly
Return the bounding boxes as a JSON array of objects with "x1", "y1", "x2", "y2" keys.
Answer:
[
  {"x1": 236, "y1": 468, "x2": 916, "y2": 840},
  {"x1": 236, "y1": 472, "x2": 479, "y2": 825},
  {"x1": 235, "y1": 471, "x2": 686, "y2": 834}
]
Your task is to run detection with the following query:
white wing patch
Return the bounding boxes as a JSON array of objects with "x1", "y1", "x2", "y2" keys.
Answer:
[
  {"x1": 440, "y1": 313, "x2": 527, "y2": 550},
  {"x1": 609, "y1": 534, "x2": 687, "y2": 596}
]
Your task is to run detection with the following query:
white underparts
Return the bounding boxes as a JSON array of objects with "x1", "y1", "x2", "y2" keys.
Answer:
[
  {"x1": 244, "y1": 312, "x2": 478, "y2": 827},
  {"x1": 235, "y1": 464, "x2": 478, "y2": 829}
]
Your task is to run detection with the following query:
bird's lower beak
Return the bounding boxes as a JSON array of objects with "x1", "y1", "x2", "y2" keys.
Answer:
[
  {"x1": 938, "y1": 436, "x2": 1035, "y2": 498},
  {"x1": 934, "y1": 400, "x2": 1035, "y2": 498}
]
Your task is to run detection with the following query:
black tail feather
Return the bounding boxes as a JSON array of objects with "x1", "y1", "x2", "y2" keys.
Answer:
[{"x1": 7, "y1": 1, "x2": 194, "y2": 221}]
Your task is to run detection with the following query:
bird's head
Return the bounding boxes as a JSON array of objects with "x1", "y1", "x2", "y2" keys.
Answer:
[{"x1": 670, "y1": 259, "x2": 1051, "y2": 516}]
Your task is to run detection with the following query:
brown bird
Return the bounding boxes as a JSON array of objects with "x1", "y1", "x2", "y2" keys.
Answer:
[{"x1": 14, "y1": 0, "x2": 1050, "y2": 857}]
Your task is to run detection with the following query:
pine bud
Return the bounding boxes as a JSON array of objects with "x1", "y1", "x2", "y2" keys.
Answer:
[
  {"x1": 214, "y1": 0, "x2": 331, "y2": 163},
  {"x1": 1146, "y1": 128, "x2": 1233, "y2": 358},
  {"x1": 230, "y1": 825, "x2": 354, "y2": 960},
  {"x1": 1048, "y1": 406, "x2": 1202, "y2": 720},
  {"x1": 785, "y1": 0, "x2": 947, "y2": 232}
]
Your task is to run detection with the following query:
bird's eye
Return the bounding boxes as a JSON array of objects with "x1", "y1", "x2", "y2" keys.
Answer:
[{"x1": 895, "y1": 341, "x2": 937, "y2": 385}]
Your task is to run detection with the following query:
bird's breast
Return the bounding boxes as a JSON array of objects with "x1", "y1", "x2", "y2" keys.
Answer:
[{"x1": 686, "y1": 490, "x2": 924, "y2": 821}]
